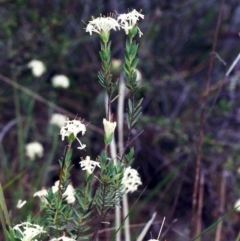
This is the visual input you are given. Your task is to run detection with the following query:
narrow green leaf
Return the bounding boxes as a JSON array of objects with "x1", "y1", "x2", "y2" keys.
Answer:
[
  {"x1": 126, "y1": 114, "x2": 131, "y2": 129},
  {"x1": 123, "y1": 64, "x2": 130, "y2": 76},
  {"x1": 128, "y1": 99, "x2": 133, "y2": 113},
  {"x1": 133, "y1": 107, "x2": 142, "y2": 118},
  {"x1": 135, "y1": 98, "x2": 143, "y2": 108},
  {"x1": 132, "y1": 111, "x2": 142, "y2": 126},
  {"x1": 126, "y1": 38, "x2": 131, "y2": 52},
  {"x1": 131, "y1": 58, "x2": 139, "y2": 69}
]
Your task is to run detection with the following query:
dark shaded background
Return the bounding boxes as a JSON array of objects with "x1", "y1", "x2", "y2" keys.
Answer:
[{"x1": 1, "y1": 0, "x2": 240, "y2": 240}]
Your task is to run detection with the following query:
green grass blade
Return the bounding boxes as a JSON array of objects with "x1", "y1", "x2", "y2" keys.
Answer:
[
  {"x1": 190, "y1": 208, "x2": 236, "y2": 241},
  {"x1": 0, "y1": 182, "x2": 11, "y2": 240}
]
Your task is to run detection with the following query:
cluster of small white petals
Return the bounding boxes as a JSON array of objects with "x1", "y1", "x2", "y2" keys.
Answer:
[
  {"x1": 50, "y1": 113, "x2": 67, "y2": 128},
  {"x1": 103, "y1": 118, "x2": 117, "y2": 137},
  {"x1": 50, "y1": 236, "x2": 76, "y2": 241},
  {"x1": 234, "y1": 199, "x2": 240, "y2": 211},
  {"x1": 13, "y1": 222, "x2": 46, "y2": 241},
  {"x1": 33, "y1": 181, "x2": 75, "y2": 204},
  {"x1": 27, "y1": 60, "x2": 46, "y2": 77},
  {"x1": 33, "y1": 188, "x2": 48, "y2": 203},
  {"x1": 121, "y1": 166, "x2": 142, "y2": 193},
  {"x1": 86, "y1": 16, "x2": 120, "y2": 35},
  {"x1": 80, "y1": 156, "x2": 101, "y2": 174},
  {"x1": 16, "y1": 199, "x2": 27, "y2": 209},
  {"x1": 60, "y1": 119, "x2": 86, "y2": 149},
  {"x1": 51, "y1": 75, "x2": 70, "y2": 88},
  {"x1": 53, "y1": 181, "x2": 76, "y2": 204},
  {"x1": 117, "y1": 9, "x2": 144, "y2": 37},
  {"x1": 25, "y1": 142, "x2": 44, "y2": 160}
]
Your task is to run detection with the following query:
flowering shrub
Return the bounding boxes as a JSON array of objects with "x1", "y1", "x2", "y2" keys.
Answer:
[{"x1": 2, "y1": 9, "x2": 146, "y2": 241}]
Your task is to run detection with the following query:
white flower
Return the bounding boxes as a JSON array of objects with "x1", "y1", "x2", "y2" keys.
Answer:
[
  {"x1": 117, "y1": 9, "x2": 144, "y2": 37},
  {"x1": 60, "y1": 119, "x2": 86, "y2": 149},
  {"x1": 103, "y1": 118, "x2": 117, "y2": 136},
  {"x1": 103, "y1": 118, "x2": 116, "y2": 138},
  {"x1": 16, "y1": 199, "x2": 27, "y2": 209},
  {"x1": 80, "y1": 156, "x2": 101, "y2": 174},
  {"x1": 25, "y1": 142, "x2": 44, "y2": 160},
  {"x1": 50, "y1": 236, "x2": 76, "y2": 241},
  {"x1": 33, "y1": 181, "x2": 75, "y2": 204},
  {"x1": 13, "y1": 222, "x2": 46, "y2": 241},
  {"x1": 50, "y1": 113, "x2": 67, "y2": 128},
  {"x1": 63, "y1": 184, "x2": 76, "y2": 204},
  {"x1": 121, "y1": 166, "x2": 142, "y2": 193},
  {"x1": 51, "y1": 75, "x2": 70, "y2": 88},
  {"x1": 33, "y1": 188, "x2": 48, "y2": 203},
  {"x1": 234, "y1": 199, "x2": 240, "y2": 211},
  {"x1": 53, "y1": 181, "x2": 76, "y2": 204},
  {"x1": 86, "y1": 16, "x2": 120, "y2": 35},
  {"x1": 27, "y1": 60, "x2": 46, "y2": 77}
]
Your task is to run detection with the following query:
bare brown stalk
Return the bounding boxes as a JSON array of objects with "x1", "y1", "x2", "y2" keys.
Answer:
[
  {"x1": 196, "y1": 170, "x2": 204, "y2": 241},
  {"x1": 190, "y1": 0, "x2": 225, "y2": 238},
  {"x1": 214, "y1": 170, "x2": 227, "y2": 241}
]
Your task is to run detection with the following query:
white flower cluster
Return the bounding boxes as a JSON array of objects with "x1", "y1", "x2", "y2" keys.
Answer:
[
  {"x1": 79, "y1": 156, "x2": 101, "y2": 174},
  {"x1": 27, "y1": 60, "x2": 46, "y2": 77},
  {"x1": 86, "y1": 9, "x2": 144, "y2": 37},
  {"x1": 117, "y1": 9, "x2": 144, "y2": 37},
  {"x1": 60, "y1": 119, "x2": 86, "y2": 149},
  {"x1": 33, "y1": 180, "x2": 75, "y2": 204},
  {"x1": 86, "y1": 16, "x2": 119, "y2": 35},
  {"x1": 51, "y1": 75, "x2": 70, "y2": 89},
  {"x1": 121, "y1": 166, "x2": 142, "y2": 193},
  {"x1": 50, "y1": 113, "x2": 67, "y2": 128},
  {"x1": 27, "y1": 60, "x2": 70, "y2": 88},
  {"x1": 13, "y1": 222, "x2": 46, "y2": 241},
  {"x1": 25, "y1": 142, "x2": 44, "y2": 161}
]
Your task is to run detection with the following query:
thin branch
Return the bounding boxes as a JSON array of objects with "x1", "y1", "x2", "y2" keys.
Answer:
[
  {"x1": 214, "y1": 170, "x2": 227, "y2": 241},
  {"x1": 0, "y1": 74, "x2": 103, "y2": 134},
  {"x1": 190, "y1": 0, "x2": 225, "y2": 238}
]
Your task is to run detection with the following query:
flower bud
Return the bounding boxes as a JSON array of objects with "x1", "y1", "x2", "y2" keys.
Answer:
[{"x1": 103, "y1": 118, "x2": 117, "y2": 145}]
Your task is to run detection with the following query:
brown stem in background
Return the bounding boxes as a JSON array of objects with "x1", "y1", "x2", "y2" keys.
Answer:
[
  {"x1": 214, "y1": 170, "x2": 227, "y2": 241},
  {"x1": 190, "y1": 0, "x2": 225, "y2": 238},
  {"x1": 196, "y1": 170, "x2": 204, "y2": 241}
]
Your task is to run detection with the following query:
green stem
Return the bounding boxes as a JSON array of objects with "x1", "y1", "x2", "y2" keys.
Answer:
[
  {"x1": 40, "y1": 128, "x2": 59, "y2": 186},
  {"x1": 13, "y1": 82, "x2": 25, "y2": 169}
]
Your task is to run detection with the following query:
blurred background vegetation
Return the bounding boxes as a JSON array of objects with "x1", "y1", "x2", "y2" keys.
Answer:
[{"x1": 1, "y1": 0, "x2": 240, "y2": 240}]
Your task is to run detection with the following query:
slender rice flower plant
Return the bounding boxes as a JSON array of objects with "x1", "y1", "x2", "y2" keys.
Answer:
[
  {"x1": 3, "y1": 9, "x2": 144, "y2": 241},
  {"x1": 86, "y1": 14, "x2": 120, "y2": 120}
]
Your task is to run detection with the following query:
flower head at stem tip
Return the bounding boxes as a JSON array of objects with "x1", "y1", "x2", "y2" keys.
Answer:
[
  {"x1": 117, "y1": 9, "x2": 144, "y2": 37},
  {"x1": 86, "y1": 15, "x2": 120, "y2": 42}
]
